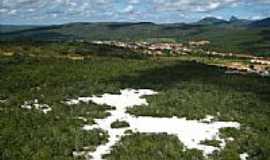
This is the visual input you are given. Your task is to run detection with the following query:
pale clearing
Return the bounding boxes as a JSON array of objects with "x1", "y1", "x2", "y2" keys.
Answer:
[{"x1": 65, "y1": 89, "x2": 241, "y2": 160}]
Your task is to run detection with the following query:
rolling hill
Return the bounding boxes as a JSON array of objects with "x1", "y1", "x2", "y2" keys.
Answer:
[
  {"x1": 0, "y1": 17, "x2": 270, "y2": 56},
  {"x1": 250, "y1": 17, "x2": 270, "y2": 27}
]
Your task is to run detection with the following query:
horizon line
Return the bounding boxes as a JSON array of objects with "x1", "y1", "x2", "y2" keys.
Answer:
[{"x1": 0, "y1": 16, "x2": 267, "y2": 26}]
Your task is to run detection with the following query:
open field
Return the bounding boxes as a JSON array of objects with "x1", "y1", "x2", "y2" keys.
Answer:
[{"x1": 1, "y1": 46, "x2": 270, "y2": 160}]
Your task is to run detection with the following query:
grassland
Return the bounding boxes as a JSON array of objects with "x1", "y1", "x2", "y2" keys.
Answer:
[{"x1": 0, "y1": 43, "x2": 270, "y2": 160}]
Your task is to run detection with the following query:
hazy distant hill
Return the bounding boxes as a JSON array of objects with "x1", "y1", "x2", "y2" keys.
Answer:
[
  {"x1": 229, "y1": 16, "x2": 252, "y2": 26},
  {"x1": 196, "y1": 17, "x2": 228, "y2": 25},
  {"x1": 0, "y1": 22, "x2": 198, "y2": 41},
  {"x1": 250, "y1": 18, "x2": 270, "y2": 27},
  {"x1": 0, "y1": 17, "x2": 269, "y2": 56},
  {"x1": 0, "y1": 25, "x2": 43, "y2": 33}
]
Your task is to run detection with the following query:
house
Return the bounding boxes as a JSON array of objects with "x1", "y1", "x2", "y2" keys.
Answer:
[{"x1": 189, "y1": 40, "x2": 210, "y2": 46}]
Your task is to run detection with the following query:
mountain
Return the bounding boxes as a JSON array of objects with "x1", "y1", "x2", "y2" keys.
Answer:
[
  {"x1": 196, "y1": 16, "x2": 252, "y2": 26},
  {"x1": 250, "y1": 17, "x2": 270, "y2": 27},
  {"x1": 0, "y1": 17, "x2": 266, "y2": 42},
  {"x1": 229, "y1": 16, "x2": 250, "y2": 23},
  {"x1": 196, "y1": 17, "x2": 228, "y2": 25},
  {"x1": 1, "y1": 17, "x2": 270, "y2": 56},
  {"x1": 228, "y1": 16, "x2": 252, "y2": 26},
  {"x1": 0, "y1": 25, "x2": 42, "y2": 33},
  {"x1": 230, "y1": 16, "x2": 239, "y2": 22},
  {"x1": 0, "y1": 22, "x2": 196, "y2": 42}
]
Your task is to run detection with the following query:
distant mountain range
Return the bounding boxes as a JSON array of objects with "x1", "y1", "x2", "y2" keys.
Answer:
[
  {"x1": 195, "y1": 16, "x2": 268, "y2": 26},
  {"x1": 249, "y1": 17, "x2": 270, "y2": 27},
  {"x1": 196, "y1": 17, "x2": 228, "y2": 25},
  {"x1": 0, "y1": 16, "x2": 269, "y2": 34},
  {"x1": 0, "y1": 16, "x2": 269, "y2": 56},
  {"x1": 194, "y1": 16, "x2": 266, "y2": 27}
]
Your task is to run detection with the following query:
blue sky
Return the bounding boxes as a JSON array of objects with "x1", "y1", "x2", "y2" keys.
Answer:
[{"x1": 1, "y1": 0, "x2": 270, "y2": 25}]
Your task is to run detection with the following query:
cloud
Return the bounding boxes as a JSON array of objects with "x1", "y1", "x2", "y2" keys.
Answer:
[
  {"x1": 250, "y1": 15, "x2": 264, "y2": 20},
  {"x1": 130, "y1": 0, "x2": 140, "y2": 4},
  {"x1": 1, "y1": 0, "x2": 269, "y2": 16},
  {"x1": 8, "y1": 9, "x2": 17, "y2": 15},
  {"x1": 151, "y1": 0, "x2": 240, "y2": 12},
  {"x1": 255, "y1": 0, "x2": 270, "y2": 4},
  {"x1": 1, "y1": 0, "x2": 46, "y2": 9},
  {"x1": 0, "y1": 8, "x2": 8, "y2": 13},
  {"x1": 27, "y1": 8, "x2": 35, "y2": 12},
  {"x1": 121, "y1": 5, "x2": 134, "y2": 13},
  {"x1": 0, "y1": 0, "x2": 270, "y2": 24}
]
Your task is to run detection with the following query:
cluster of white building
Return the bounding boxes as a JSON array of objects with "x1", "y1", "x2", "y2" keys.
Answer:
[{"x1": 91, "y1": 40, "x2": 194, "y2": 55}]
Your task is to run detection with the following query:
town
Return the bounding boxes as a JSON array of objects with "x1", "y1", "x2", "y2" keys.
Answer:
[{"x1": 91, "y1": 40, "x2": 270, "y2": 77}]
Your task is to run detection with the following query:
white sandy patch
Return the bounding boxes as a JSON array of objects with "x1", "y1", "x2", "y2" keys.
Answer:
[
  {"x1": 73, "y1": 151, "x2": 87, "y2": 157},
  {"x1": 0, "y1": 99, "x2": 7, "y2": 103},
  {"x1": 64, "y1": 99, "x2": 81, "y2": 105},
  {"x1": 76, "y1": 116, "x2": 88, "y2": 122},
  {"x1": 126, "y1": 116, "x2": 239, "y2": 155},
  {"x1": 65, "y1": 89, "x2": 158, "y2": 108},
  {"x1": 21, "y1": 99, "x2": 52, "y2": 114},
  {"x1": 65, "y1": 89, "x2": 240, "y2": 160},
  {"x1": 200, "y1": 115, "x2": 215, "y2": 122},
  {"x1": 227, "y1": 137, "x2": 235, "y2": 142},
  {"x1": 240, "y1": 153, "x2": 249, "y2": 160}
]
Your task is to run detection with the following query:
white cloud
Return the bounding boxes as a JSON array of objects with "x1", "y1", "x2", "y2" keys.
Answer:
[
  {"x1": 51, "y1": 13, "x2": 58, "y2": 18},
  {"x1": 250, "y1": 15, "x2": 263, "y2": 20},
  {"x1": 1, "y1": 0, "x2": 269, "y2": 16},
  {"x1": 8, "y1": 9, "x2": 17, "y2": 15},
  {"x1": 121, "y1": 5, "x2": 134, "y2": 13},
  {"x1": 0, "y1": 0, "x2": 270, "y2": 24},
  {"x1": 0, "y1": 8, "x2": 8, "y2": 13},
  {"x1": 255, "y1": 0, "x2": 270, "y2": 4},
  {"x1": 130, "y1": 0, "x2": 140, "y2": 4},
  {"x1": 152, "y1": 0, "x2": 240, "y2": 12},
  {"x1": 27, "y1": 8, "x2": 35, "y2": 12}
]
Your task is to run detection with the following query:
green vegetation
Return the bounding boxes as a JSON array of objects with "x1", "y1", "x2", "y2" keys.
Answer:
[
  {"x1": 0, "y1": 102, "x2": 109, "y2": 160},
  {"x1": 1, "y1": 21, "x2": 270, "y2": 56},
  {"x1": 200, "y1": 140, "x2": 222, "y2": 148},
  {"x1": 193, "y1": 27, "x2": 270, "y2": 56},
  {"x1": 104, "y1": 133, "x2": 204, "y2": 160},
  {"x1": 110, "y1": 120, "x2": 130, "y2": 129},
  {"x1": 0, "y1": 41, "x2": 148, "y2": 59},
  {"x1": 0, "y1": 43, "x2": 270, "y2": 159}
]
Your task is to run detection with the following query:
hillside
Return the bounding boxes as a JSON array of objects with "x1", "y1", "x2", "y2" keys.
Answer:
[
  {"x1": 250, "y1": 17, "x2": 270, "y2": 27},
  {"x1": 0, "y1": 17, "x2": 270, "y2": 56},
  {"x1": 0, "y1": 25, "x2": 43, "y2": 33},
  {"x1": 196, "y1": 17, "x2": 228, "y2": 25}
]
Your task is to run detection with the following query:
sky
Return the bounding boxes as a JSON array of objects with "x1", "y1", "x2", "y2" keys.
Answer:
[{"x1": 1, "y1": 0, "x2": 270, "y2": 25}]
